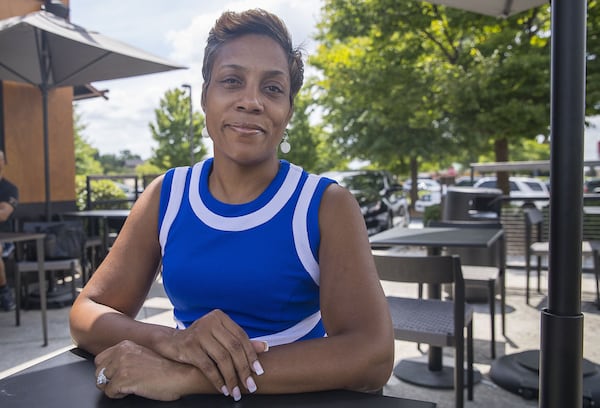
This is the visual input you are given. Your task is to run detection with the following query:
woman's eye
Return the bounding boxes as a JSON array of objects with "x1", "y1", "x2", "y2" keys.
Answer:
[
  {"x1": 221, "y1": 77, "x2": 241, "y2": 86},
  {"x1": 265, "y1": 85, "x2": 283, "y2": 94}
]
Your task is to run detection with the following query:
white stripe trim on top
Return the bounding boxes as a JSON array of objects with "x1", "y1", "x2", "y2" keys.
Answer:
[
  {"x1": 159, "y1": 166, "x2": 189, "y2": 254},
  {"x1": 249, "y1": 310, "x2": 322, "y2": 347},
  {"x1": 188, "y1": 161, "x2": 303, "y2": 231},
  {"x1": 292, "y1": 174, "x2": 321, "y2": 286}
]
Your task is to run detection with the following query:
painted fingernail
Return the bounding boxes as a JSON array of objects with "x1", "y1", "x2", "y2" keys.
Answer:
[
  {"x1": 246, "y1": 376, "x2": 257, "y2": 393},
  {"x1": 232, "y1": 386, "x2": 242, "y2": 401},
  {"x1": 262, "y1": 341, "x2": 269, "y2": 352},
  {"x1": 253, "y1": 360, "x2": 264, "y2": 375},
  {"x1": 221, "y1": 385, "x2": 229, "y2": 396}
]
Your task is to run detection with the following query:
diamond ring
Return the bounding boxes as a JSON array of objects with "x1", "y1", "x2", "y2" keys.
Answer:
[{"x1": 96, "y1": 367, "x2": 109, "y2": 385}]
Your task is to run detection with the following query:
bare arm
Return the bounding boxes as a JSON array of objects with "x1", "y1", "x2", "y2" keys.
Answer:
[
  {"x1": 70, "y1": 176, "x2": 267, "y2": 399},
  {"x1": 69, "y1": 175, "x2": 169, "y2": 354},
  {"x1": 0, "y1": 201, "x2": 15, "y2": 223},
  {"x1": 246, "y1": 183, "x2": 394, "y2": 393}
]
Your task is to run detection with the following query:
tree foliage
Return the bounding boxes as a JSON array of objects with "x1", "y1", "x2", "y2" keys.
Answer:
[
  {"x1": 98, "y1": 150, "x2": 142, "y2": 174},
  {"x1": 312, "y1": 1, "x2": 600, "y2": 195},
  {"x1": 283, "y1": 83, "x2": 347, "y2": 173},
  {"x1": 149, "y1": 88, "x2": 207, "y2": 169},
  {"x1": 73, "y1": 108, "x2": 103, "y2": 176}
]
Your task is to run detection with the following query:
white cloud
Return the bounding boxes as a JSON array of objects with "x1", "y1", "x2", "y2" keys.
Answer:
[{"x1": 71, "y1": 0, "x2": 323, "y2": 159}]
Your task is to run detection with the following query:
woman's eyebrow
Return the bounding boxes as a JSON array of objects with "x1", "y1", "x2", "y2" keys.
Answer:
[{"x1": 218, "y1": 64, "x2": 288, "y2": 79}]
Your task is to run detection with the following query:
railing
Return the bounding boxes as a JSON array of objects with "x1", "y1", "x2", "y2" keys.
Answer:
[
  {"x1": 84, "y1": 174, "x2": 163, "y2": 210},
  {"x1": 500, "y1": 194, "x2": 600, "y2": 263},
  {"x1": 85, "y1": 175, "x2": 139, "y2": 210}
]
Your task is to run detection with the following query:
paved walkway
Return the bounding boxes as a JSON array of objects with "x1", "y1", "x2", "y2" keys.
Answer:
[{"x1": 1, "y1": 252, "x2": 599, "y2": 407}]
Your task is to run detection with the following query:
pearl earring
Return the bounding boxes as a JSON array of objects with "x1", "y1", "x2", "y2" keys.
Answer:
[
  {"x1": 280, "y1": 131, "x2": 291, "y2": 154},
  {"x1": 201, "y1": 127, "x2": 210, "y2": 138}
]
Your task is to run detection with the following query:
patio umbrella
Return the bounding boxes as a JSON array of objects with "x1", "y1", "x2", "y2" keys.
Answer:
[
  {"x1": 0, "y1": 10, "x2": 185, "y2": 219},
  {"x1": 426, "y1": 0, "x2": 547, "y2": 17},
  {"x1": 419, "y1": 1, "x2": 587, "y2": 407}
]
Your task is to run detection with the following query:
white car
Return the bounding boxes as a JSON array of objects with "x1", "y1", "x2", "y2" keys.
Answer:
[
  {"x1": 473, "y1": 176, "x2": 549, "y2": 209},
  {"x1": 403, "y1": 178, "x2": 442, "y2": 193},
  {"x1": 414, "y1": 191, "x2": 442, "y2": 213}
]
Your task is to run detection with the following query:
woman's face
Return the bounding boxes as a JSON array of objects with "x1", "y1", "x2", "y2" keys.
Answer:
[{"x1": 202, "y1": 34, "x2": 293, "y2": 165}]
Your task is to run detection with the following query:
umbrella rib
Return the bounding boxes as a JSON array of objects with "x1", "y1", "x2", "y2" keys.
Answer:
[
  {"x1": 36, "y1": 29, "x2": 53, "y2": 90},
  {"x1": 53, "y1": 52, "x2": 112, "y2": 87},
  {"x1": 0, "y1": 62, "x2": 37, "y2": 86}
]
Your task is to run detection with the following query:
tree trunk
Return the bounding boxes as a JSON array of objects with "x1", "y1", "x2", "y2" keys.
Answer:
[
  {"x1": 494, "y1": 138, "x2": 510, "y2": 194},
  {"x1": 410, "y1": 156, "x2": 418, "y2": 210}
]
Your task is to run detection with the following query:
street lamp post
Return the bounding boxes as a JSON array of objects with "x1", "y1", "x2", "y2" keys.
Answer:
[{"x1": 182, "y1": 83, "x2": 194, "y2": 166}]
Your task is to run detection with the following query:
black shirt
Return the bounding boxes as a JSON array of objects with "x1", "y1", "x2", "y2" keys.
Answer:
[{"x1": 0, "y1": 177, "x2": 18, "y2": 233}]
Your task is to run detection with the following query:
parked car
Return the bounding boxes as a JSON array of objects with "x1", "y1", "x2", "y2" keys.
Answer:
[
  {"x1": 321, "y1": 170, "x2": 410, "y2": 235},
  {"x1": 473, "y1": 176, "x2": 549, "y2": 209},
  {"x1": 403, "y1": 178, "x2": 442, "y2": 193},
  {"x1": 414, "y1": 191, "x2": 442, "y2": 213},
  {"x1": 454, "y1": 176, "x2": 480, "y2": 187},
  {"x1": 584, "y1": 178, "x2": 600, "y2": 194}
]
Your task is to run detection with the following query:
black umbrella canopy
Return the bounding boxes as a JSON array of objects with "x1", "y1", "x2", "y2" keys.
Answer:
[
  {"x1": 0, "y1": 10, "x2": 184, "y2": 87},
  {"x1": 417, "y1": 1, "x2": 586, "y2": 407},
  {"x1": 0, "y1": 10, "x2": 186, "y2": 219}
]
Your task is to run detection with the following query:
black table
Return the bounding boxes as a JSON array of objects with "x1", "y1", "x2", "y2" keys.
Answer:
[
  {"x1": 0, "y1": 348, "x2": 436, "y2": 408},
  {"x1": 62, "y1": 210, "x2": 131, "y2": 257},
  {"x1": 370, "y1": 226, "x2": 505, "y2": 388},
  {"x1": 0, "y1": 232, "x2": 47, "y2": 345}
]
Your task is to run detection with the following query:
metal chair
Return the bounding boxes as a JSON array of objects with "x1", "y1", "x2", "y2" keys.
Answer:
[
  {"x1": 428, "y1": 220, "x2": 505, "y2": 359},
  {"x1": 14, "y1": 221, "x2": 84, "y2": 314},
  {"x1": 372, "y1": 251, "x2": 474, "y2": 408},
  {"x1": 524, "y1": 207, "x2": 599, "y2": 308}
]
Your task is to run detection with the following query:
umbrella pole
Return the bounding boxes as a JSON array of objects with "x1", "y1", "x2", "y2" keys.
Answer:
[
  {"x1": 540, "y1": 1, "x2": 586, "y2": 407},
  {"x1": 42, "y1": 86, "x2": 51, "y2": 222}
]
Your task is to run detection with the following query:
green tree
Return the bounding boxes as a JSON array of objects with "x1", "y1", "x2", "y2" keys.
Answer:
[
  {"x1": 73, "y1": 109, "x2": 103, "y2": 176},
  {"x1": 312, "y1": 1, "x2": 461, "y2": 203},
  {"x1": 149, "y1": 88, "x2": 207, "y2": 169},
  {"x1": 314, "y1": 1, "x2": 600, "y2": 195},
  {"x1": 282, "y1": 83, "x2": 347, "y2": 173},
  {"x1": 283, "y1": 86, "x2": 320, "y2": 171},
  {"x1": 98, "y1": 150, "x2": 143, "y2": 174}
]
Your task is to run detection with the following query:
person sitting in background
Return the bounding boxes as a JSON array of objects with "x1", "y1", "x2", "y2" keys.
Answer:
[
  {"x1": 69, "y1": 9, "x2": 394, "y2": 402},
  {"x1": 0, "y1": 150, "x2": 19, "y2": 312}
]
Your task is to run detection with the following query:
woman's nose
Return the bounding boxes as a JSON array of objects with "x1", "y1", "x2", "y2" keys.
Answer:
[{"x1": 236, "y1": 87, "x2": 264, "y2": 113}]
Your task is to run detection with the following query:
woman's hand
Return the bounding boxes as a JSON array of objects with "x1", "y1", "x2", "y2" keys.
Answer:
[
  {"x1": 95, "y1": 340, "x2": 194, "y2": 401},
  {"x1": 161, "y1": 309, "x2": 268, "y2": 401}
]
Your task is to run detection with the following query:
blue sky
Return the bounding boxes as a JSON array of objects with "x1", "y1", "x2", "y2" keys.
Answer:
[{"x1": 69, "y1": 0, "x2": 323, "y2": 159}]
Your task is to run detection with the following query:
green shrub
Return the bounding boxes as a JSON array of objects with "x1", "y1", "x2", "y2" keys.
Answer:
[{"x1": 75, "y1": 175, "x2": 128, "y2": 210}]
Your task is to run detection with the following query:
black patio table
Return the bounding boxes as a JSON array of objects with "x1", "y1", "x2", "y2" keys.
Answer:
[
  {"x1": 370, "y1": 226, "x2": 505, "y2": 388},
  {"x1": 0, "y1": 348, "x2": 436, "y2": 408}
]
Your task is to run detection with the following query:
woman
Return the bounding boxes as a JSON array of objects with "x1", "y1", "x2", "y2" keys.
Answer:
[{"x1": 69, "y1": 9, "x2": 394, "y2": 402}]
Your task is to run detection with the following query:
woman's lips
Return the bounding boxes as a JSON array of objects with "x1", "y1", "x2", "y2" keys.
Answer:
[{"x1": 228, "y1": 123, "x2": 265, "y2": 135}]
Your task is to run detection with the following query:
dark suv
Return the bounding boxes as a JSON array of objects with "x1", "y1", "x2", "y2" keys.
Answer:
[{"x1": 321, "y1": 170, "x2": 410, "y2": 235}]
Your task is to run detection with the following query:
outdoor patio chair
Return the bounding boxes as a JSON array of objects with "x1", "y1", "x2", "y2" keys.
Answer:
[
  {"x1": 428, "y1": 220, "x2": 505, "y2": 359},
  {"x1": 13, "y1": 221, "x2": 85, "y2": 314},
  {"x1": 372, "y1": 250, "x2": 474, "y2": 408},
  {"x1": 524, "y1": 207, "x2": 600, "y2": 308}
]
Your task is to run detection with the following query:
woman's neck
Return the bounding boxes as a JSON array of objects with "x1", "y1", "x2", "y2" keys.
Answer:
[{"x1": 207, "y1": 157, "x2": 280, "y2": 204}]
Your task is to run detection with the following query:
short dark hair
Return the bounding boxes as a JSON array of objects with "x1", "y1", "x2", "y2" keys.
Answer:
[{"x1": 202, "y1": 9, "x2": 304, "y2": 106}]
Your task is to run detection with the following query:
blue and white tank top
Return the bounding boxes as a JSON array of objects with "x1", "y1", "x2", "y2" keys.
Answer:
[{"x1": 158, "y1": 158, "x2": 335, "y2": 346}]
